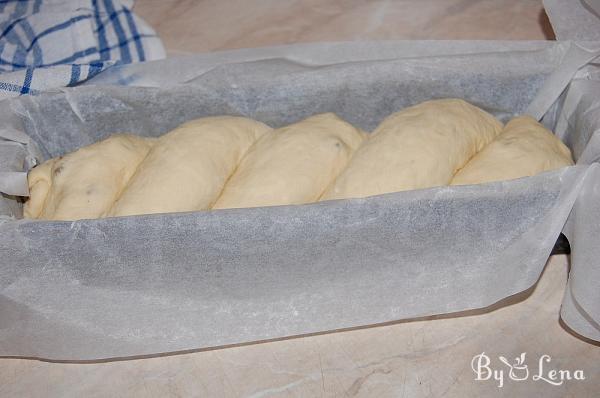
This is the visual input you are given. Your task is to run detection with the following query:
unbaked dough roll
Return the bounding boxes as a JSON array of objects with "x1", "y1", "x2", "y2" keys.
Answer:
[
  {"x1": 320, "y1": 99, "x2": 503, "y2": 200},
  {"x1": 451, "y1": 115, "x2": 574, "y2": 185},
  {"x1": 24, "y1": 134, "x2": 155, "y2": 221},
  {"x1": 23, "y1": 158, "x2": 56, "y2": 219},
  {"x1": 213, "y1": 113, "x2": 365, "y2": 209},
  {"x1": 109, "y1": 116, "x2": 271, "y2": 217}
]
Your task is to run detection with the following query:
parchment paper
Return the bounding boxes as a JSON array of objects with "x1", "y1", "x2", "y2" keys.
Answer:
[
  {"x1": 544, "y1": 0, "x2": 600, "y2": 41},
  {"x1": 1, "y1": 40, "x2": 599, "y2": 360}
]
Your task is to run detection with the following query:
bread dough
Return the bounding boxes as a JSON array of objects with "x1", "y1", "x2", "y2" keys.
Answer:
[
  {"x1": 321, "y1": 99, "x2": 503, "y2": 200},
  {"x1": 24, "y1": 134, "x2": 155, "y2": 221},
  {"x1": 23, "y1": 158, "x2": 56, "y2": 219},
  {"x1": 213, "y1": 113, "x2": 365, "y2": 209},
  {"x1": 109, "y1": 116, "x2": 271, "y2": 217},
  {"x1": 451, "y1": 115, "x2": 574, "y2": 185}
]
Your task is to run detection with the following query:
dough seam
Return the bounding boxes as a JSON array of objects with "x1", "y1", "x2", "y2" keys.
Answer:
[{"x1": 104, "y1": 138, "x2": 155, "y2": 217}]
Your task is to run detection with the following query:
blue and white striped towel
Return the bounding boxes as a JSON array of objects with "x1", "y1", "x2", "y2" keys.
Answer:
[{"x1": 0, "y1": 0, "x2": 165, "y2": 99}]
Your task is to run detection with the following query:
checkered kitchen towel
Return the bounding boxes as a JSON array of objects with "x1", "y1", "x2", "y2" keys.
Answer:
[{"x1": 0, "y1": 0, "x2": 165, "y2": 99}]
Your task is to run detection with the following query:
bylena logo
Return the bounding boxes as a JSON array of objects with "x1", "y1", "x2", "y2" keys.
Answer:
[{"x1": 471, "y1": 352, "x2": 585, "y2": 388}]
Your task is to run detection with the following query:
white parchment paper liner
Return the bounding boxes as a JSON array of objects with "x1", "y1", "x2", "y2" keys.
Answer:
[
  {"x1": 544, "y1": 0, "x2": 600, "y2": 41},
  {"x1": 1, "y1": 40, "x2": 599, "y2": 360}
]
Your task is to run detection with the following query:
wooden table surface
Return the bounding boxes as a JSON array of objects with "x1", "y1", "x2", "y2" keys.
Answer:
[
  {"x1": 2, "y1": 1, "x2": 599, "y2": 397},
  {"x1": 133, "y1": 0, "x2": 555, "y2": 56}
]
